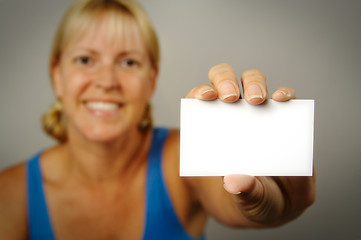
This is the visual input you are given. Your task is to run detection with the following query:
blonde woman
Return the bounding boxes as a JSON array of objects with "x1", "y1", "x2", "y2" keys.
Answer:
[{"x1": 0, "y1": 0, "x2": 315, "y2": 239}]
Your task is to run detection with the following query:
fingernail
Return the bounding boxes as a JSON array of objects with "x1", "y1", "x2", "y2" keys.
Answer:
[
  {"x1": 219, "y1": 82, "x2": 238, "y2": 101},
  {"x1": 195, "y1": 87, "x2": 216, "y2": 99},
  {"x1": 200, "y1": 88, "x2": 216, "y2": 96},
  {"x1": 278, "y1": 90, "x2": 292, "y2": 98},
  {"x1": 246, "y1": 83, "x2": 264, "y2": 101},
  {"x1": 223, "y1": 184, "x2": 242, "y2": 195}
]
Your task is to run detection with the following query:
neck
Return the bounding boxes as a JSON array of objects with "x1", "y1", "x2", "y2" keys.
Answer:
[{"x1": 62, "y1": 128, "x2": 153, "y2": 185}]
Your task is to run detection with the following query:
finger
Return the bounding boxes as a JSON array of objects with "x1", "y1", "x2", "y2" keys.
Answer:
[
  {"x1": 186, "y1": 84, "x2": 218, "y2": 100},
  {"x1": 223, "y1": 174, "x2": 256, "y2": 195},
  {"x1": 241, "y1": 69, "x2": 268, "y2": 105},
  {"x1": 208, "y1": 63, "x2": 241, "y2": 103},
  {"x1": 271, "y1": 87, "x2": 296, "y2": 101}
]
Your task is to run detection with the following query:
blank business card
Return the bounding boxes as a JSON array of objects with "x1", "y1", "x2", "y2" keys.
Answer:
[{"x1": 180, "y1": 99, "x2": 314, "y2": 176}]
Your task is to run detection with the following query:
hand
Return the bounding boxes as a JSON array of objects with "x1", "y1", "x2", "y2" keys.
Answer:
[
  {"x1": 186, "y1": 63, "x2": 296, "y2": 103},
  {"x1": 186, "y1": 63, "x2": 313, "y2": 225}
]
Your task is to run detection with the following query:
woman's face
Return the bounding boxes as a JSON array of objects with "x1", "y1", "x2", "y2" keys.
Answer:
[{"x1": 52, "y1": 14, "x2": 157, "y2": 143}]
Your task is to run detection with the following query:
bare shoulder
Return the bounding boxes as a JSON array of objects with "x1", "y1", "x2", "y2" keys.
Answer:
[
  {"x1": 162, "y1": 128, "x2": 181, "y2": 180},
  {"x1": 0, "y1": 162, "x2": 28, "y2": 238},
  {"x1": 164, "y1": 128, "x2": 180, "y2": 155},
  {"x1": 0, "y1": 162, "x2": 27, "y2": 197}
]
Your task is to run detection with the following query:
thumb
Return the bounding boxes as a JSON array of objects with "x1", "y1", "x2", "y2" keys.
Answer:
[
  {"x1": 223, "y1": 174, "x2": 257, "y2": 195},
  {"x1": 224, "y1": 175, "x2": 284, "y2": 224}
]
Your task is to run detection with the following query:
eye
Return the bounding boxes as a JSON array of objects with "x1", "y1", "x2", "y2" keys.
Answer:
[
  {"x1": 75, "y1": 56, "x2": 93, "y2": 66},
  {"x1": 121, "y1": 59, "x2": 139, "y2": 68}
]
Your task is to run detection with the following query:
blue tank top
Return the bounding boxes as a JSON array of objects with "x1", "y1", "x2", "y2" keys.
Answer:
[{"x1": 26, "y1": 128, "x2": 205, "y2": 240}]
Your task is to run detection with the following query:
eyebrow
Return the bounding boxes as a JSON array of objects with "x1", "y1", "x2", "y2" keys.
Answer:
[
  {"x1": 67, "y1": 48, "x2": 98, "y2": 57},
  {"x1": 118, "y1": 51, "x2": 145, "y2": 57},
  {"x1": 69, "y1": 48, "x2": 144, "y2": 57}
]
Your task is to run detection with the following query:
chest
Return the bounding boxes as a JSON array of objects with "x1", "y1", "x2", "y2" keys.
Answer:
[{"x1": 45, "y1": 176, "x2": 146, "y2": 240}]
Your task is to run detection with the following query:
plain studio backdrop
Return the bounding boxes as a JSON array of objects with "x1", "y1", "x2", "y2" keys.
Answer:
[{"x1": 1, "y1": 0, "x2": 360, "y2": 239}]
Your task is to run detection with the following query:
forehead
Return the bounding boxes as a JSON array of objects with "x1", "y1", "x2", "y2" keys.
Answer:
[{"x1": 66, "y1": 10, "x2": 146, "y2": 52}]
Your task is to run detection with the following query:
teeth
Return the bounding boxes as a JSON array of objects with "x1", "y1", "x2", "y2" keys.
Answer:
[{"x1": 86, "y1": 102, "x2": 119, "y2": 111}]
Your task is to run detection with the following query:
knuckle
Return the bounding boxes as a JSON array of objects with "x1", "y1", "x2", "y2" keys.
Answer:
[
  {"x1": 209, "y1": 63, "x2": 234, "y2": 80},
  {"x1": 242, "y1": 69, "x2": 266, "y2": 82},
  {"x1": 213, "y1": 71, "x2": 235, "y2": 84}
]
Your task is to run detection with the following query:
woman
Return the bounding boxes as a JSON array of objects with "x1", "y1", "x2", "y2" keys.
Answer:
[{"x1": 0, "y1": 0, "x2": 315, "y2": 239}]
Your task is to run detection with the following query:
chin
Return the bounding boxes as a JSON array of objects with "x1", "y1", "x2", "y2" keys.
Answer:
[
  {"x1": 85, "y1": 134, "x2": 120, "y2": 143},
  {"x1": 81, "y1": 125, "x2": 136, "y2": 143}
]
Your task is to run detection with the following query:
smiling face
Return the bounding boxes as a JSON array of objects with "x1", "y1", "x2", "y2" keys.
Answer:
[{"x1": 52, "y1": 13, "x2": 157, "y2": 143}]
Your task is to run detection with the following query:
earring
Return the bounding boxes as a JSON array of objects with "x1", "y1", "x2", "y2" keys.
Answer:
[
  {"x1": 42, "y1": 98, "x2": 67, "y2": 142},
  {"x1": 138, "y1": 103, "x2": 153, "y2": 134}
]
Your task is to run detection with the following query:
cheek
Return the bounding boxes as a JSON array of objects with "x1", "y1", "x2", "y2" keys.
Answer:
[
  {"x1": 123, "y1": 73, "x2": 154, "y2": 101},
  {"x1": 58, "y1": 72, "x2": 90, "y2": 118},
  {"x1": 61, "y1": 72, "x2": 89, "y2": 98}
]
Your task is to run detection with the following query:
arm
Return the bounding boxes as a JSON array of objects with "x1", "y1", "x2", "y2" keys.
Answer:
[
  {"x1": 0, "y1": 164, "x2": 28, "y2": 239},
  {"x1": 185, "y1": 63, "x2": 316, "y2": 227}
]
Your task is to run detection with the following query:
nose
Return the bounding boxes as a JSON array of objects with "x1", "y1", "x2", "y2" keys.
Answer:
[{"x1": 94, "y1": 64, "x2": 119, "y2": 90}]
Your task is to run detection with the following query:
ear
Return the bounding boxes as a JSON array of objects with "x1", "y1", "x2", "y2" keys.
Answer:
[
  {"x1": 148, "y1": 63, "x2": 159, "y2": 99},
  {"x1": 51, "y1": 63, "x2": 64, "y2": 98}
]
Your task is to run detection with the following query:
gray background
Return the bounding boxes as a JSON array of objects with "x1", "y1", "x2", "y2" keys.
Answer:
[{"x1": 1, "y1": 0, "x2": 360, "y2": 239}]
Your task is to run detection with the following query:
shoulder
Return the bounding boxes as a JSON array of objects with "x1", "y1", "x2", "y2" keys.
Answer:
[
  {"x1": 161, "y1": 128, "x2": 180, "y2": 180},
  {"x1": 0, "y1": 162, "x2": 27, "y2": 198},
  {"x1": 0, "y1": 162, "x2": 28, "y2": 238},
  {"x1": 0, "y1": 162, "x2": 27, "y2": 212},
  {"x1": 164, "y1": 128, "x2": 180, "y2": 155},
  {"x1": 161, "y1": 128, "x2": 182, "y2": 175}
]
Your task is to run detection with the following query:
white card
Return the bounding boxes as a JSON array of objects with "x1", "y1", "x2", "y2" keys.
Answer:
[{"x1": 180, "y1": 99, "x2": 314, "y2": 176}]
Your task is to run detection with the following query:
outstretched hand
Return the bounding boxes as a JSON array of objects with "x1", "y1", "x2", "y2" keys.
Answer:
[{"x1": 185, "y1": 63, "x2": 311, "y2": 225}]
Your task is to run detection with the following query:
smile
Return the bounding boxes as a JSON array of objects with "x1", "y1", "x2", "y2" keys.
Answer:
[{"x1": 85, "y1": 101, "x2": 122, "y2": 111}]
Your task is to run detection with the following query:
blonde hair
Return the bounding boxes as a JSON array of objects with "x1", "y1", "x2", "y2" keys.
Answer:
[{"x1": 43, "y1": 0, "x2": 159, "y2": 142}]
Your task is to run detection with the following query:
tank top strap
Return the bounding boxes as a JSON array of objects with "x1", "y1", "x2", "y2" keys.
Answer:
[
  {"x1": 143, "y1": 128, "x2": 205, "y2": 240},
  {"x1": 26, "y1": 152, "x2": 56, "y2": 240}
]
